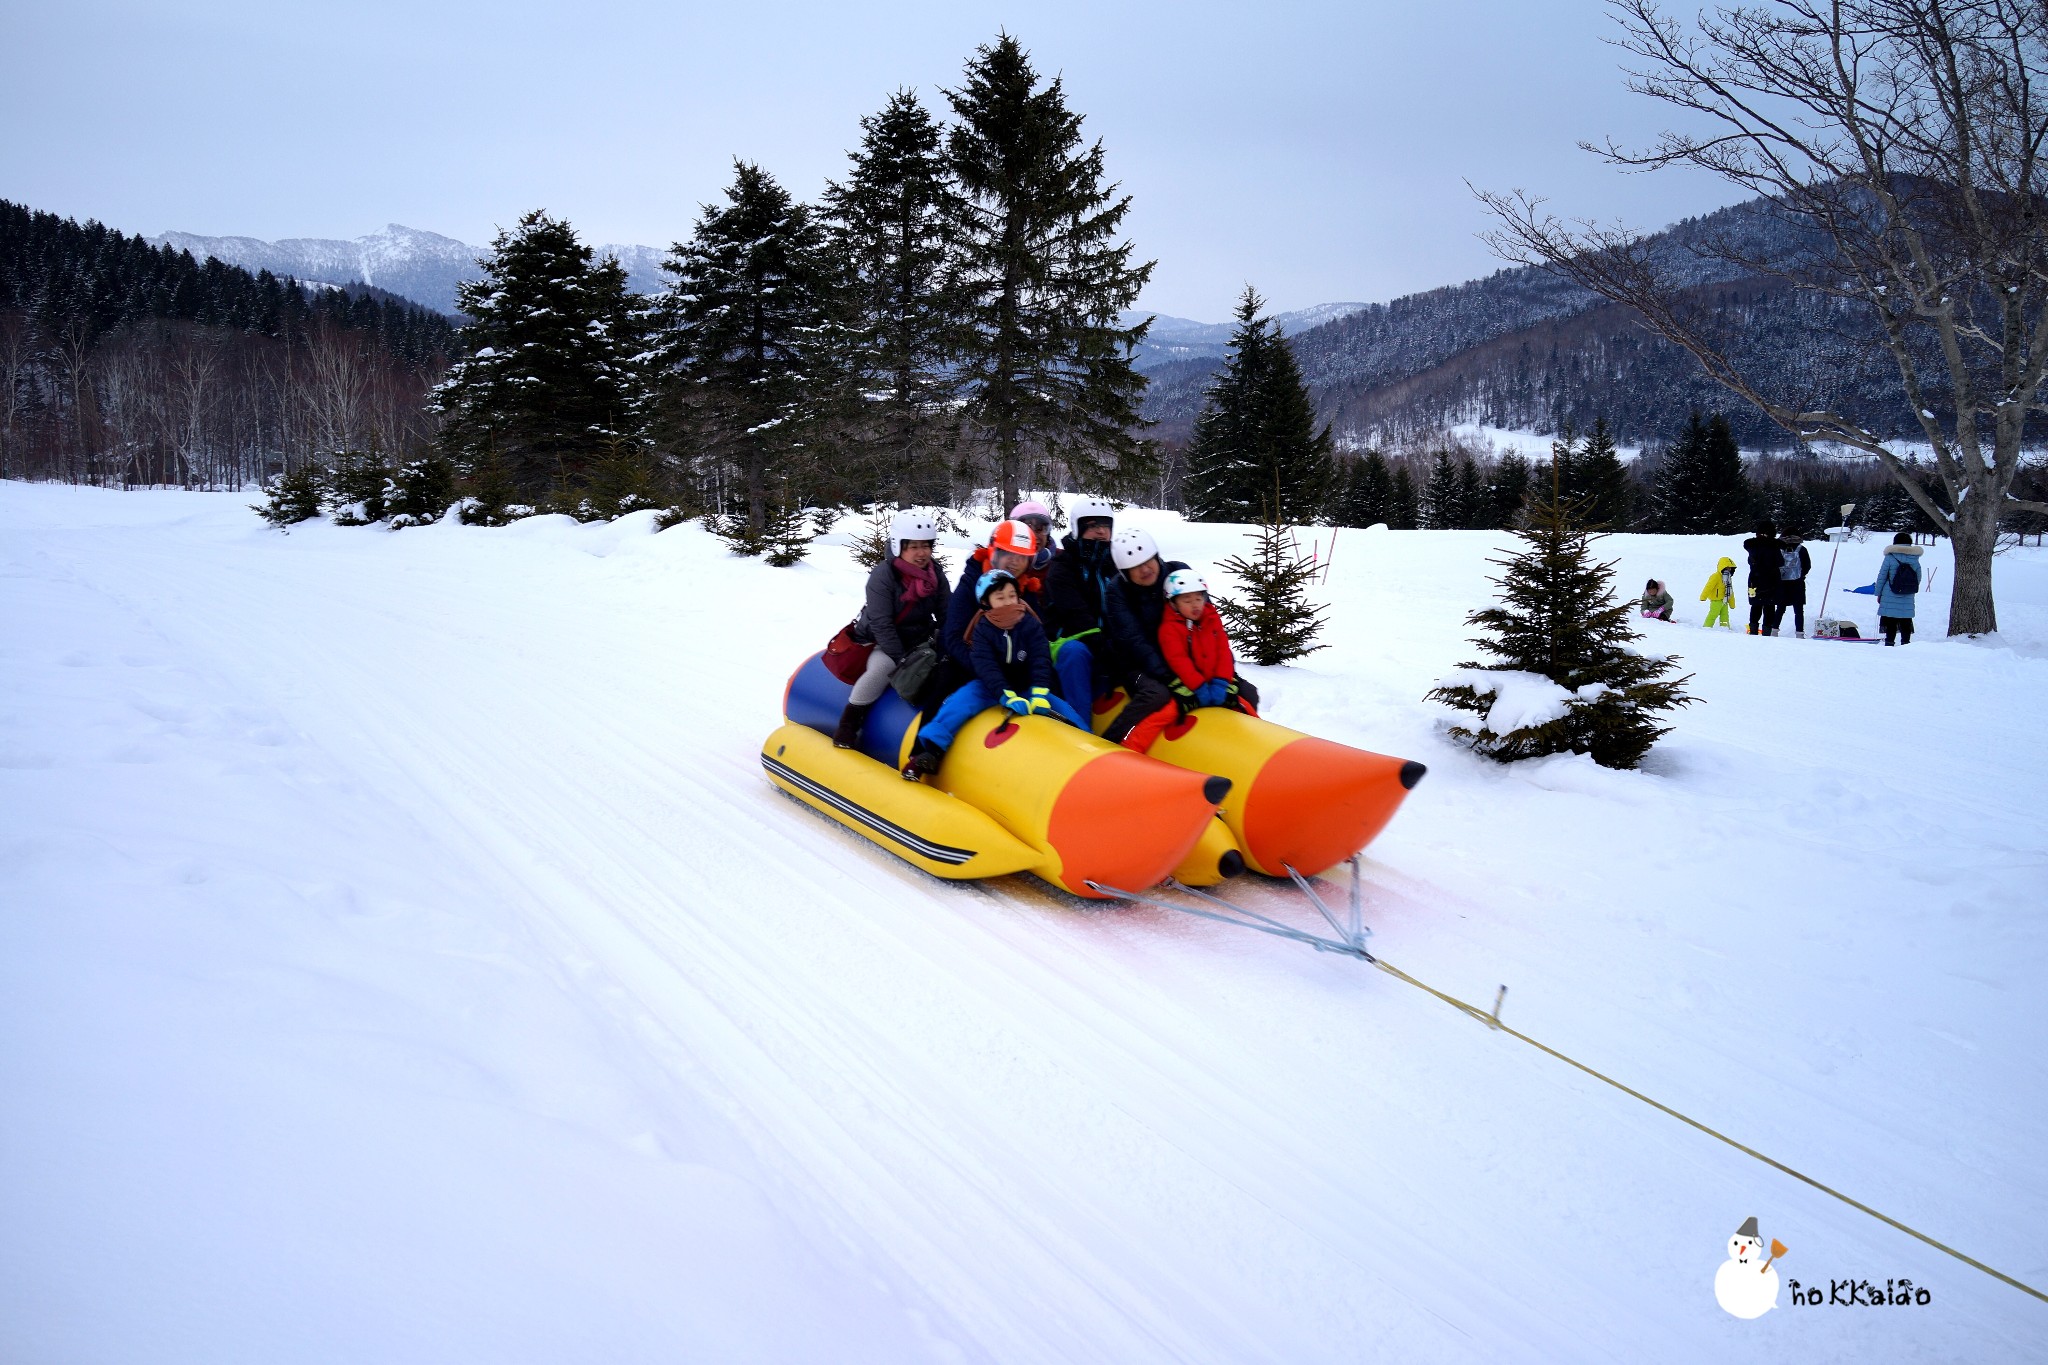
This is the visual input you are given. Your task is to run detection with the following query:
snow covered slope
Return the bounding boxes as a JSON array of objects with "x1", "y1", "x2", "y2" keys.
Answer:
[
  {"x1": 151, "y1": 225, "x2": 670, "y2": 314},
  {"x1": 3, "y1": 484, "x2": 2043, "y2": 1362}
]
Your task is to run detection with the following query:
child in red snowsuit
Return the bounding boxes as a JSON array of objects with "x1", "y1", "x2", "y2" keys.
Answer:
[{"x1": 1120, "y1": 569, "x2": 1261, "y2": 752}]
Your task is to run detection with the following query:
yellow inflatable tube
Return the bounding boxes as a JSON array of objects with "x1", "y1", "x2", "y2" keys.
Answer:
[
  {"x1": 1095, "y1": 696, "x2": 1425, "y2": 878},
  {"x1": 933, "y1": 708, "x2": 1228, "y2": 898},
  {"x1": 762, "y1": 724, "x2": 1039, "y2": 880}
]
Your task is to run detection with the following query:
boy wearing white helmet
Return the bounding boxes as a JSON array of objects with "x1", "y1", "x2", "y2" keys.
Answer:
[
  {"x1": 1119, "y1": 567, "x2": 1261, "y2": 753},
  {"x1": 836, "y1": 508, "x2": 952, "y2": 748}
]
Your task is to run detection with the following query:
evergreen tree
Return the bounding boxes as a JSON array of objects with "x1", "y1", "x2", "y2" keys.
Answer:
[
  {"x1": 653, "y1": 162, "x2": 837, "y2": 533},
  {"x1": 1456, "y1": 456, "x2": 1487, "y2": 529},
  {"x1": 1489, "y1": 452, "x2": 1532, "y2": 528},
  {"x1": 945, "y1": 33, "x2": 1155, "y2": 510},
  {"x1": 1183, "y1": 287, "x2": 1334, "y2": 523},
  {"x1": 1576, "y1": 416, "x2": 1631, "y2": 528},
  {"x1": 384, "y1": 453, "x2": 457, "y2": 528},
  {"x1": 434, "y1": 210, "x2": 647, "y2": 502},
  {"x1": 1215, "y1": 516, "x2": 1328, "y2": 666},
  {"x1": 1547, "y1": 420, "x2": 1578, "y2": 504},
  {"x1": 1335, "y1": 449, "x2": 1395, "y2": 527},
  {"x1": 254, "y1": 465, "x2": 324, "y2": 528},
  {"x1": 1652, "y1": 412, "x2": 1752, "y2": 532},
  {"x1": 1420, "y1": 449, "x2": 1464, "y2": 529},
  {"x1": 1390, "y1": 464, "x2": 1420, "y2": 529},
  {"x1": 822, "y1": 90, "x2": 959, "y2": 504},
  {"x1": 1425, "y1": 469, "x2": 1694, "y2": 770}
]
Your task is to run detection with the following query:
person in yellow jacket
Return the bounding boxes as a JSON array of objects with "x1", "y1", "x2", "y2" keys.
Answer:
[{"x1": 1699, "y1": 556, "x2": 1737, "y2": 628}]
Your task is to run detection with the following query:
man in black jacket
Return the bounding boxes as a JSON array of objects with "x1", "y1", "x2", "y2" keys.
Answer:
[
  {"x1": 1100, "y1": 526, "x2": 1190, "y2": 745},
  {"x1": 1742, "y1": 519, "x2": 1780, "y2": 635}
]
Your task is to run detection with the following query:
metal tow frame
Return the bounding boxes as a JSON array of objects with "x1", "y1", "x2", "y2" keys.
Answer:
[{"x1": 1086, "y1": 854, "x2": 1375, "y2": 962}]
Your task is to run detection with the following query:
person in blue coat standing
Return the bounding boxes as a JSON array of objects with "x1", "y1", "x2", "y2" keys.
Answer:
[{"x1": 1875, "y1": 532, "x2": 1926, "y2": 645}]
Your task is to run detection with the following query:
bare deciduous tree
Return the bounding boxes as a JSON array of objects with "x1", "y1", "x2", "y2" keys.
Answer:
[{"x1": 1478, "y1": 0, "x2": 2048, "y2": 634}]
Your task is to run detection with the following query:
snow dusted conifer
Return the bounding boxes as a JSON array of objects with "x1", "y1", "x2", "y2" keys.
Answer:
[
  {"x1": 1420, "y1": 449, "x2": 1464, "y2": 529},
  {"x1": 1456, "y1": 456, "x2": 1486, "y2": 529},
  {"x1": 434, "y1": 211, "x2": 648, "y2": 503},
  {"x1": 1184, "y1": 287, "x2": 1333, "y2": 524},
  {"x1": 1489, "y1": 452, "x2": 1532, "y2": 528},
  {"x1": 1215, "y1": 508, "x2": 1328, "y2": 666},
  {"x1": 945, "y1": 34, "x2": 1156, "y2": 510},
  {"x1": 254, "y1": 464, "x2": 324, "y2": 528},
  {"x1": 653, "y1": 162, "x2": 836, "y2": 535},
  {"x1": 1427, "y1": 466, "x2": 1693, "y2": 769},
  {"x1": 822, "y1": 91, "x2": 960, "y2": 505}
]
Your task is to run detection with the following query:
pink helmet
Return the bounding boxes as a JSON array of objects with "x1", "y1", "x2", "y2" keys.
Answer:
[{"x1": 1008, "y1": 499, "x2": 1052, "y2": 521}]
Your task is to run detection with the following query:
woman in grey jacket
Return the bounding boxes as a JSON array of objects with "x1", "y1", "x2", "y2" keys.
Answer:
[{"x1": 837, "y1": 510, "x2": 952, "y2": 747}]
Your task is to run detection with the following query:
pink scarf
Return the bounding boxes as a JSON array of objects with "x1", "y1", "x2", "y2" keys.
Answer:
[{"x1": 894, "y1": 556, "x2": 937, "y2": 619}]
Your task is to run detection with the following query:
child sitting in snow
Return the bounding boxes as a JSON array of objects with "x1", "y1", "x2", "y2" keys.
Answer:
[
  {"x1": 1698, "y1": 556, "x2": 1736, "y2": 629},
  {"x1": 1119, "y1": 569, "x2": 1261, "y2": 753},
  {"x1": 903, "y1": 571, "x2": 1086, "y2": 780},
  {"x1": 1640, "y1": 578, "x2": 1675, "y2": 621}
]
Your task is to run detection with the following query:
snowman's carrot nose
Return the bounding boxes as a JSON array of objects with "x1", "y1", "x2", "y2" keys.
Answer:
[{"x1": 1762, "y1": 1239, "x2": 1789, "y2": 1272}]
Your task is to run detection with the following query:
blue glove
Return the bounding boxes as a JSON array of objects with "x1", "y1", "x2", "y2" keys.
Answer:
[
  {"x1": 1027, "y1": 686, "x2": 1055, "y2": 714},
  {"x1": 1195, "y1": 680, "x2": 1229, "y2": 707},
  {"x1": 1001, "y1": 689, "x2": 1032, "y2": 716}
]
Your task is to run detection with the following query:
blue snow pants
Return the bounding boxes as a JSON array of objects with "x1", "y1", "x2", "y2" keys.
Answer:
[
  {"x1": 919, "y1": 679, "x2": 1087, "y2": 752},
  {"x1": 1051, "y1": 635, "x2": 1104, "y2": 716}
]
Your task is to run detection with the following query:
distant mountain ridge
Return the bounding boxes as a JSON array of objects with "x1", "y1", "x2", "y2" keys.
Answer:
[
  {"x1": 1123, "y1": 302, "x2": 1369, "y2": 369},
  {"x1": 150, "y1": 224, "x2": 670, "y2": 315}
]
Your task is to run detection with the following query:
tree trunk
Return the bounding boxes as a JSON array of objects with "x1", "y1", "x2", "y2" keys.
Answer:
[{"x1": 1947, "y1": 496, "x2": 2000, "y2": 635}]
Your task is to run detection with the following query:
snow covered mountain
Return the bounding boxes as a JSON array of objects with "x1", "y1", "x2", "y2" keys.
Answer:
[
  {"x1": 1124, "y1": 303, "x2": 1369, "y2": 369},
  {"x1": 150, "y1": 224, "x2": 670, "y2": 315}
]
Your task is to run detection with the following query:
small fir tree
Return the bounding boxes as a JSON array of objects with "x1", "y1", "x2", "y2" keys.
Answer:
[
  {"x1": 849, "y1": 505, "x2": 893, "y2": 568},
  {"x1": 254, "y1": 464, "x2": 325, "y2": 528},
  {"x1": 1335, "y1": 449, "x2": 1396, "y2": 527},
  {"x1": 326, "y1": 448, "x2": 393, "y2": 525},
  {"x1": 1652, "y1": 412, "x2": 1752, "y2": 532},
  {"x1": 1456, "y1": 456, "x2": 1487, "y2": 529},
  {"x1": 384, "y1": 453, "x2": 457, "y2": 528},
  {"x1": 1214, "y1": 509, "x2": 1328, "y2": 666},
  {"x1": 1420, "y1": 449, "x2": 1464, "y2": 529},
  {"x1": 764, "y1": 497, "x2": 816, "y2": 567},
  {"x1": 574, "y1": 435, "x2": 668, "y2": 522},
  {"x1": 1489, "y1": 452, "x2": 1532, "y2": 528},
  {"x1": 1425, "y1": 469, "x2": 1694, "y2": 770},
  {"x1": 458, "y1": 442, "x2": 528, "y2": 526}
]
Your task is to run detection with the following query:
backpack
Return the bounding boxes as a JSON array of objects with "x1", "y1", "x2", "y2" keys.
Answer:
[
  {"x1": 1890, "y1": 556, "x2": 1920, "y2": 595},
  {"x1": 1780, "y1": 547, "x2": 1803, "y2": 580}
]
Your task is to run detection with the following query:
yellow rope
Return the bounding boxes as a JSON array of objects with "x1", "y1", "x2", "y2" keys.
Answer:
[{"x1": 1370, "y1": 957, "x2": 2048, "y2": 1306}]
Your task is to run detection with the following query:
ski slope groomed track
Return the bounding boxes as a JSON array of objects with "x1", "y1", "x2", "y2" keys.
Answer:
[{"x1": 4, "y1": 482, "x2": 2045, "y2": 1363}]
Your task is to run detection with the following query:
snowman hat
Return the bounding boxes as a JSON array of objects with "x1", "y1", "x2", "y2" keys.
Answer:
[{"x1": 1736, "y1": 1216, "x2": 1759, "y2": 1239}]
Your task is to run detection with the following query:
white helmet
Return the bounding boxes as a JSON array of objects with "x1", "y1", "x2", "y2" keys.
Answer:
[
  {"x1": 1069, "y1": 495, "x2": 1116, "y2": 531},
  {"x1": 1163, "y1": 568, "x2": 1208, "y2": 598},
  {"x1": 888, "y1": 508, "x2": 939, "y2": 557},
  {"x1": 1110, "y1": 527, "x2": 1160, "y2": 572}
]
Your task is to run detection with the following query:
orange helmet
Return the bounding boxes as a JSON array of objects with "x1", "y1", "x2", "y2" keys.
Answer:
[{"x1": 989, "y1": 518, "x2": 1038, "y2": 556}]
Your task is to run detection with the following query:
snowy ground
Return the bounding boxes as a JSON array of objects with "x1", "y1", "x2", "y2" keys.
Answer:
[{"x1": 4, "y1": 482, "x2": 2044, "y2": 1363}]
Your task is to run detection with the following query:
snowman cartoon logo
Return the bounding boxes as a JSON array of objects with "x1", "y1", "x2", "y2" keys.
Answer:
[{"x1": 1714, "y1": 1217, "x2": 1786, "y2": 1319}]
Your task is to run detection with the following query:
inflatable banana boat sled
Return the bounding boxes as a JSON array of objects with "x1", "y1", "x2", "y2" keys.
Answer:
[{"x1": 764, "y1": 654, "x2": 1424, "y2": 898}]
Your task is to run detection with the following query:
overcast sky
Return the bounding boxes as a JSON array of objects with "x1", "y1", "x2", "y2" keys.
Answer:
[{"x1": 2, "y1": 0, "x2": 1742, "y2": 321}]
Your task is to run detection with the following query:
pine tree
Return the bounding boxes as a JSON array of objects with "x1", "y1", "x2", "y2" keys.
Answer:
[
  {"x1": 1489, "y1": 453, "x2": 1532, "y2": 528},
  {"x1": 1420, "y1": 449, "x2": 1464, "y2": 529},
  {"x1": 384, "y1": 453, "x2": 457, "y2": 528},
  {"x1": 1390, "y1": 464, "x2": 1420, "y2": 529},
  {"x1": 254, "y1": 464, "x2": 324, "y2": 528},
  {"x1": 822, "y1": 90, "x2": 959, "y2": 504},
  {"x1": 1184, "y1": 287, "x2": 1334, "y2": 523},
  {"x1": 1335, "y1": 449, "x2": 1395, "y2": 527},
  {"x1": 434, "y1": 210, "x2": 647, "y2": 502},
  {"x1": 574, "y1": 435, "x2": 668, "y2": 522},
  {"x1": 1652, "y1": 412, "x2": 1752, "y2": 532},
  {"x1": 1575, "y1": 416, "x2": 1632, "y2": 528},
  {"x1": 946, "y1": 33, "x2": 1155, "y2": 510},
  {"x1": 653, "y1": 161, "x2": 837, "y2": 533},
  {"x1": 1215, "y1": 515, "x2": 1328, "y2": 666},
  {"x1": 1456, "y1": 456, "x2": 1486, "y2": 529},
  {"x1": 1425, "y1": 468, "x2": 1694, "y2": 770}
]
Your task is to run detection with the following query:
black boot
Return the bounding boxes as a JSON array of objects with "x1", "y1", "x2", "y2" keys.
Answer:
[
  {"x1": 901, "y1": 742, "x2": 942, "y2": 781},
  {"x1": 833, "y1": 702, "x2": 871, "y2": 749}
]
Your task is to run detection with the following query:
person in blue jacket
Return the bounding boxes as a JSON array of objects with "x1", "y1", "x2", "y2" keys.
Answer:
[
  {"x1": 1875, "y1": 532, "x2": 1926, "y2": 645},
  {"x1": 904, "y1": 571, "x2": 1087, "y2": 780}
]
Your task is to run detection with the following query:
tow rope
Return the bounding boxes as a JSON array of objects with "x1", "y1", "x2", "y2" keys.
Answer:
[{"x1": 1088, "y1": 862, "x2": 2046, "y2": 1307}]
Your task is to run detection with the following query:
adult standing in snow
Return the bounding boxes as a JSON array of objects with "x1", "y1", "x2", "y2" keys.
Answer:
[
  {"x1": 1742, "y1": 520, "x2": 1780, "y2": 635},
  {"x1": 1102, "y1": 527, "x2": 1192, "y2": 745},
  {"x1": 1765, "y1": 532, "x2": 1813, "y2": 637},
  {"x1": 1043, "y1": 495, "x2": 1140, "y2": 713},
  {"x1": 836, "y1": 510, "x2": 951, "y2": 748},
  {"x1": 1875, "y1": 532, "x2": 1925, "y2": 645}
]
